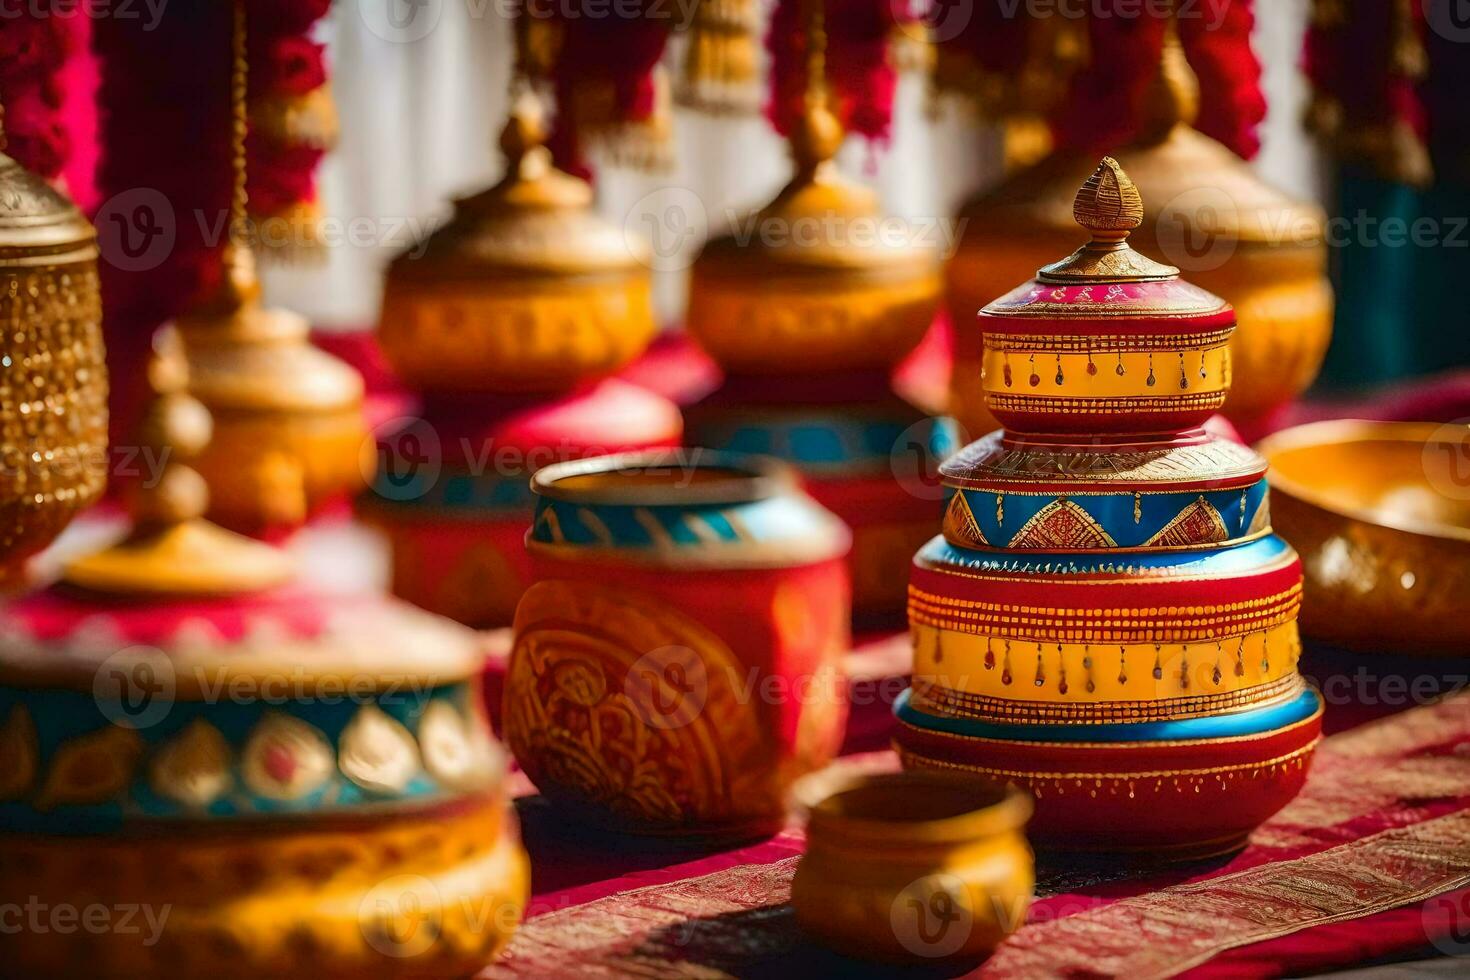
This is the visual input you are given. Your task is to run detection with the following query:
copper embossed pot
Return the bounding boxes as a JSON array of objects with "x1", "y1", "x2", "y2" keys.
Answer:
[{"x1": 1261, "y1": 419, "x2": 1470, "y2": 655}]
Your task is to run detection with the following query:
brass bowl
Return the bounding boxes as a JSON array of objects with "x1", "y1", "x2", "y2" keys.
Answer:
[
  {"x1": 790, "y1": 768, "x2": 1033, "y2": 962},
  {"x1": 1260, "y1": 419, "x2": 1470, "y2": 654}
]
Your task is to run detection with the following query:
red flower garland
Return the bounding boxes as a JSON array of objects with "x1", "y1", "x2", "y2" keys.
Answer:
[
  {"x1": 766, "y1": 0, "x2": 900, "y2": 147},
  {"x1": 1179, "y1": 0, "x2": 1266, "y2": 159},
  {"x1": 544, "y1": 0, "x2": 675, "y2": 177},
  {"x1": 0, "y1": 13, "x2": 85, "y2": 181}
]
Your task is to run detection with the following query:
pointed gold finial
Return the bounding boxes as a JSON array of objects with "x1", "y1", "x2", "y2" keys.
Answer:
[
  {"x1": 62, "y1": 335, "x2": 294, "y2": 597},
  {"x1": 1137, "y1": 14, "x2": 1199, "y2": 145},
  {"x1": 789, "y1": 0, "x2": 843, "y2": 173},
  {"x1": 1072, "y1": 157, "x2": 1144, "y2": 242},
  {"x1": 1037, "y1": 157, "x2": 1177, "y2": 282}
]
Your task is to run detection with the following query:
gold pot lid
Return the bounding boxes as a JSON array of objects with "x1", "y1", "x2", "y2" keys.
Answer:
[
  {"x1": 0, "y1": 151, "x2": 97, "y2": 261},
  {"x1": 695, "y1": 103, "x2": 938, "y2": 281},
  {"x1": 388, "y1": 96, "x2": 646, "y2": 281},
  {"x1": 956, "y1": 30, "x2": 1324, "y2": 248},
  {"x1": 172, "y1": 248, "x2": 364, "y2": 414}
]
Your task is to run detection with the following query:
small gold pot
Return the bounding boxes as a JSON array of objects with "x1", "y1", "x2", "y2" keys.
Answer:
[
  {"x1": 1261, "y1": 419, "x2": 1470, "y2": 655},
  {"x1": 791, "y1": 769, "x2": 1033, "y2": 962}
]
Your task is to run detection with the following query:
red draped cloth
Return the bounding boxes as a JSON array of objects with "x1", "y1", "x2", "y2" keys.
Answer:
[{"x1": 471, "y1": 628, "x2": 1470, "y2": 977}]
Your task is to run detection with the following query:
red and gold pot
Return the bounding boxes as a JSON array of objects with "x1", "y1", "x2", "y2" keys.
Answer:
[
  {"x1": 685, "y1": 375, "x2": 957, "y2": 622},
  {"x1": 359, "y1": 380, "x2": 681, "y2": 629},
  {"x1": 504, "y1": 450, "x2": 852, "y2": 838}
]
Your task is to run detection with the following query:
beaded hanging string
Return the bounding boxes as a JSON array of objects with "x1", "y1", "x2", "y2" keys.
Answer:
[{"x1": 227, "y1": 0, "x2": 249, "y2": 272}]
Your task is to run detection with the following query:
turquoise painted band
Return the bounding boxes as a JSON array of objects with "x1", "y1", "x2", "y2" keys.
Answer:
[
  {"x1": 946, "y1": 479, "x2": 1268, "y2": 551},
  {"x1": 0, "y1": 681, "x2": 484, "y2": 834},
  {"x1": 915, "y1": 531, "x2": 1293, "y2": 576},
  {"x1": 894, "y1": 686, "x2": 1322, "y2": 744},
  {"x1": 688, "y1": 414, "x2": 960, "y2": 473}
]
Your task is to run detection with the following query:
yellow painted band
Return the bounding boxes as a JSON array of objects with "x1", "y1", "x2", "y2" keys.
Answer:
[
  {"x1": 982, "y1": 345, "x2": 1231, "y2": 402},
  {"x1": 911, "y1": 620, "x2": 1302, "y2": 703}
]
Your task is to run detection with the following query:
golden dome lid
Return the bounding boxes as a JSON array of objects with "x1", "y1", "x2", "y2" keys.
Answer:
[
  {"x1": 0, "y1": 151, "x2": 97, "y2": 261},
  {"x1": 695, "y1": 102, "x2": 938, "y2": 281},
  {"x1": 172, "y1": 247, "x2": 364, "y2": 414},
  {"x1": 388, "y1": 95, "x2": 647, "y2": 281}
]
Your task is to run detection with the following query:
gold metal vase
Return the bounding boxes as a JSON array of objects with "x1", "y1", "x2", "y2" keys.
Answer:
[{"x1": 0, "y1": 151, "x2": 108, "y2": 579}]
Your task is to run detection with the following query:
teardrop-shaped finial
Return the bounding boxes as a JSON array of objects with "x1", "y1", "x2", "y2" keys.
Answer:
[
  {"x1": 62, "y1": 335, "x2": 294, "y2": 597},
  {"x1": 1073, "y1": 157, "x2": 1144, "y2": 241},
  {"x1": 1036, "y1": 157, "x2": 1177, "y2": 282}
]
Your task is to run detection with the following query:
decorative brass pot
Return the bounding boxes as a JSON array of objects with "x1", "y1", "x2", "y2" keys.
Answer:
[
  {"x1": 791, "y1": 769, "x2": 1033, "y2": 962},
  {"x1": 1261, "y1": 420, "x2": 1470, "y2": 655},
  {"x1": 948, "y1": 132, "x2": 1330, "y2": 436},
  {"x1": 688, "y1": 107, "x2": 940, "y2": 376},
  {"x1": 379, "y1": 105, "x2": 655, "y2": 395},
  {"x1": 171, "y1": 254, "x2": 366, "y2": 536},
  {"x1": 0, "y1": 152, "x2": 108, "y2": 578}
]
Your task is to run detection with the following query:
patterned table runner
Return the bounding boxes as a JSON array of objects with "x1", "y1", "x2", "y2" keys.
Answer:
[{"x1": 483, "y1": 691, "x2": 1470, "y2": 978}]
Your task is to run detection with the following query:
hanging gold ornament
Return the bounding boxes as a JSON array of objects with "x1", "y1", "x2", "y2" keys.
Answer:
[
  {"x1": 0, "y1": 148, "x2": 108, "y2": 582},
  {"x1": 378, "y1": 92, "x2": 656, "y2": 396},
  {"x1": 686, "y1": 5, "x2": 940, "y2": 375},
  {"x1": 65, "y1": 332, "x2": 293, "y2": 596},
  {"x1": 946, "y1": 22, "x2": 1332, "y2": 436},
  {"x1": 170, "y1": 1, "x2": 365, "y2": 537},
  {"x1": 676, "y1": 0, "x2": 765, "y2": 115}
]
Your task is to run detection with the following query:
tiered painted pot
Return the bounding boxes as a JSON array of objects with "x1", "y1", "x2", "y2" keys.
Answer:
[
  {"x1": 685, "y1": 100, "x2": 945, "y2": 621},
  {"x1": 896, "y1": 159, "x2": 1321, "y2": 860},
  {"x1": 364, "y1": 102, "x2": 680, "y2": 628},
  {"x1": 504, "y1": 452, "x2": 851, "y2": 838},
  {"x1": 945, "y1": 37, "x2": 1331, "y2": 440}
]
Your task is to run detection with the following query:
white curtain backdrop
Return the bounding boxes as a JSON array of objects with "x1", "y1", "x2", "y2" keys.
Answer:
[{"x1": 264, "y1": 0, "x2": 1322, "y2": 333}]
